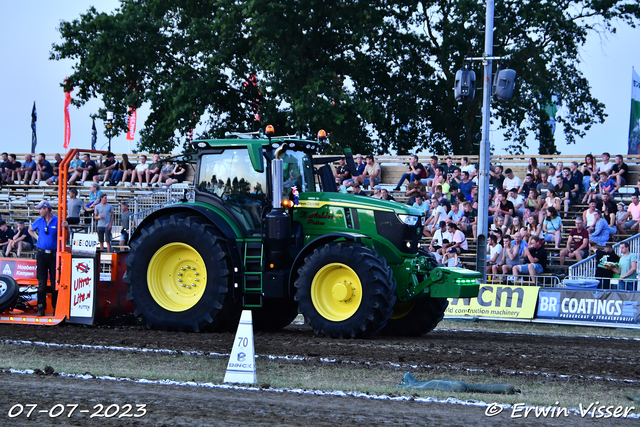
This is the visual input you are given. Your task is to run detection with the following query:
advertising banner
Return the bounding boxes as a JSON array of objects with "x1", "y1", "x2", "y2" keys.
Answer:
[
  {"x1": 72, "y1": 233, "x2": 98, "y2": 256},
  {"x1": 445, "y1": 284, "x2": 540, "y2": 319},
  {"x1": 64, "y1": 87, "x2": 72, "y2": 149},
  {"x1": 537, "y1": 289, "x2": 640, "y2": 324},
  {"x1": 127, "y1": 108, "x2": 137, "y2": 140},
  {"x1": 69, "y1": 257, "x2": 95, "y2": 324},
  {"x1": 0, "y1": 258, "x2": 37, "y2": 282}
]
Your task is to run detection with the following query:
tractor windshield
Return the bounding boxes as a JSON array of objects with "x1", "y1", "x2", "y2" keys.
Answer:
[
  {"x1": 197, "y1": 149, "x2": 267, "y2": 234},
  {"x1": 281, "y1": 150, "x2": 314, "y2": 197}
]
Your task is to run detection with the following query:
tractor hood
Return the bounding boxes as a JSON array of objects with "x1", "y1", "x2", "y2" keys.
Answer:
[{"x1": 297, "y1": 192, "x2": 424, "y2": 217}]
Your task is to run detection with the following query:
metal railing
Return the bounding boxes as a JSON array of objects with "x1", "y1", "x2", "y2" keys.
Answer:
[
  {"x1": 129, "y1": 185, "x2": 195, "y2": 233},
  {"x1": 562, "y1": 277, "x2": 639, "y2": 292},
  {"x1": 485, "y1": 274, "x2": 561, "y2": 288},
  {"x1": 568, "y1": 233, "x2": 640, "y2": 279}
]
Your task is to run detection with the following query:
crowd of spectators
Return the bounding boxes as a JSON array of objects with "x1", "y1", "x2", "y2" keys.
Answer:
[
  {"x1": 336, "y1": 151, "x2": 640, "y2": 280},
  {"x1": 0, "y1": 152, "x2": 186, "y2": 188},
  {"x1": 0, "y1": 151, "x2": 188, "y2": 258}
]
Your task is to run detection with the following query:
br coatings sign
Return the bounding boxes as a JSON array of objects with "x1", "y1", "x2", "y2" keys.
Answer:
[
  {"x1": 445, "y1": 284, "x2": 540, "y2": 319},
  {"x1": 537, "y1": 289, "x2": 640, "y2": 324}
]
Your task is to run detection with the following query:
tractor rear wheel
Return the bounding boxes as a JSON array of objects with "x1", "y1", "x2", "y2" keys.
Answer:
[
  {"x1": 294, "y1": 242, "x2": 396, "y2": 338},
  {"x1": 124, "y1": 214, "x2": 233, "y2": 332},
  {"x1": 380, "y1": 297, "x2": 449, "y2": 336},
  {"x1": 0, "y1": 275, "x2": 19, "y2": 312}
]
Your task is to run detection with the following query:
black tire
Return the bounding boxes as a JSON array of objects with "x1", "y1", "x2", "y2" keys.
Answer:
[
  {"x1": 380, "y1": 248, "x2": 447, "y2": 336},
  {"x1": 0, "y1": 275, "x2": 19, "y2": 312},
  {"x1": 380, "y1": 296, "x2": 449, "y2": 336},
  {"x1": 252, "y1": 298, "x2": 299, "y2": 331},
  {"x1": 124, "y1": 214, "x2": 233, "y2": 332},
  {"x1": 294, "y1": 242, "x2": 396, "y2": 338}
]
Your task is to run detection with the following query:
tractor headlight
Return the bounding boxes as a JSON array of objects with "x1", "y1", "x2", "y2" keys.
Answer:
[{"x1": 397, "y1": 214, "x2": 419, "y2": 226}]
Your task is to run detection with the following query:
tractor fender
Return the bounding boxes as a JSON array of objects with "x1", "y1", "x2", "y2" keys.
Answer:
[
  {"x1": 128, "y1": 205, "x2": 243, "y2": 285},
  {"x1": 288, "y1": 232, "x2": 371, "y2": 291},
  {"x1": 130, "y1": 204, "x2": 239, "y2": 243}
]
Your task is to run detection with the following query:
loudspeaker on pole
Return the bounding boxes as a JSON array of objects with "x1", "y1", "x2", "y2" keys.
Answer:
[{"x1": 223, "y1": 310, "x2": 256, "y2": 384}]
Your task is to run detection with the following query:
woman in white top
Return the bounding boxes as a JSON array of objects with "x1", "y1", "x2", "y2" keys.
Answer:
[
  {"x1": 442, "y1": 223, "x2": 468, "y2": 265},
  {"x1": 538, "y1": 189, "x2": 562, "y2": 224},
  {"x1": 130, "y1": 155, "x2": 149, "y2": 186}
]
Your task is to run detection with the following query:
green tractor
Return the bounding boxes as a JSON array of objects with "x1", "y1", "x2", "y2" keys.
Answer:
[{"x1": 124, "y1": 128, "x2": 480, "y2": 337}]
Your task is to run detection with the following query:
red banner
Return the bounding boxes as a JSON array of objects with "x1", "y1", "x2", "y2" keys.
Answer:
[
  {"x1": 0, "y1": 258, "x2": 38, "y2": 283},
  {"x1": 64, "y1": 88, "x2": 72, "y2": 149},
  {"x1": 127, "y1": 108, "x2": 137, "y2": 140}
]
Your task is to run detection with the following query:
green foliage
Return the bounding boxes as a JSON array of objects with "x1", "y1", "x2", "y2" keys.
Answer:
[{"x1": 51, "y1": 0, "x2": 640, "y2": 154}]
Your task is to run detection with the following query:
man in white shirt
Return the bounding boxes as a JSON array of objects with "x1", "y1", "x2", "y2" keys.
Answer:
[
  {"x1": 502, "y1": 168, "x2": 522, "y2": 192},
  {"x1": 507, "y1": 188, "x2": 525, "y2": 217},
  {"x1": 547, "y1": 166, "x2": 558, "y2": 186},
  {"x1": 596, "y1": 152, "x2": 613, "y2": 175},
  {"x1": 130, "y1": 155, "x2": 149, "y2": 187},
  {"x1": 429, "y1": 221, "x2": 452, "y2": 260},
  {"x1": 460, "y1": 157, "x2": 476, "y2": 181},
  {"x1": 423, "y1": 199, "x2": 447, "y2": 237}
]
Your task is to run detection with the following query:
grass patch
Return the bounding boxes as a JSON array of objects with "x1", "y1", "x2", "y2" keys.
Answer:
[{"x1": 1, "y1": 344, "x2": 637, "y2": 411}]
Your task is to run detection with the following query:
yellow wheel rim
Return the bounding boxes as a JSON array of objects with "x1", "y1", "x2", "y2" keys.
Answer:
[
  {"x1": 311, "y1": 263, "x2": 362, "y2": 321},
  {"x1": 147, "y1": 242, "x2": 207, "y2": 312},
  {"x1": 390, "y1": 301, "x2": 416, "y2": 320}
]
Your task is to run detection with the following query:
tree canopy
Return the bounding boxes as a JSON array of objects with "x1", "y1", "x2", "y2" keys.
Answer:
[{"x1": 52, "y1": 0, "x2": 640, "y2": 154}]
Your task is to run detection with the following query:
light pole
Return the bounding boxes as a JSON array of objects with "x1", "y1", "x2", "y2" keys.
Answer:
[{"x1": 106, "y1": 111, "x2": 113, "y2": 153}]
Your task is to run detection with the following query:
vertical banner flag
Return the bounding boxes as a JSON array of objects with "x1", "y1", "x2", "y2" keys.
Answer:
[
  {"x1": 64, "y1": 84, "x2": 72, "y2": 149},
  {"x1": 91, "y1": 119, "x2": 97, "y2": 150},
  {"x1": 628, "y1": 67, "x2": 640, "y2": 155},
  {"x1": 31, "y1": 102, "x2": 37, "y2": 153},
  {"x1": 543, "y1": 96, "x2": 559, "y2": 135},
  {"x1": 127, "y1": 108, "x2": 137, "y2": 140}
]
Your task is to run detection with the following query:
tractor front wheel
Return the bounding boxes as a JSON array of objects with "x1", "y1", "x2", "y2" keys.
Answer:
[
  {"x1": 380, "y1": 297, "x2": 449, "y2": 336},
  {"x1": 294, "y1": 242, "x2": 396, "y2": 338}
]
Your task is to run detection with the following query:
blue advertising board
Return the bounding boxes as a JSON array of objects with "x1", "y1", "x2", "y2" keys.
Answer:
[{"x1": 537, "y1": 289, "x2": 640, "y2": 324}]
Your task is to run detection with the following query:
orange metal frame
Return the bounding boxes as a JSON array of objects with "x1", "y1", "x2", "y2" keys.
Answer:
[{"x1": 0, "y1": 149, "x2": 109, "y2": 325}]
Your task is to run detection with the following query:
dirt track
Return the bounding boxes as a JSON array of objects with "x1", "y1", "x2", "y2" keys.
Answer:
[
  {"x1": 1, "y1": 323, "x2": 639, "y2": 426},
  {"x1": 2, "y1": 323, "x2": 639, "y2": 380}
]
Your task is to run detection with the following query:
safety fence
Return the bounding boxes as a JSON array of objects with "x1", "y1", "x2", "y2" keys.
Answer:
[
  {"x1": 128, "y1": 185, "x2": 195, "y2": 233},
  {"x1": 485, "y1": 274, "x2": 561, "y2": 288},
  {"x1": 567, "y1": 233, "x2": 640, "y2": 283}
]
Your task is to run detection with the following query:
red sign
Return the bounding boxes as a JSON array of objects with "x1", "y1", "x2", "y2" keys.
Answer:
[
  {"x1": 0, "y1": 258, "x2": 38, "y2": 281},
  {"x1": 127, "y1": 108, "x2": 137, "y2": 140}
]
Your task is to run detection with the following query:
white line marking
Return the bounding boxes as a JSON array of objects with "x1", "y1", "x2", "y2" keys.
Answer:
[{"x1": 3, "y1": 339, "x2": 638, "y2": 385}]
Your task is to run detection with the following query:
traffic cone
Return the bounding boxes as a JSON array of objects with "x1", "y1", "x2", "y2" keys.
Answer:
[{"x1": 223, "y1": 310, "x2": 256, "y2": 384}]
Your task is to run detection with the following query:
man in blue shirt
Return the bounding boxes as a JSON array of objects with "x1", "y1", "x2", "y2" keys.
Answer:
[
  {"x1": 18, "y1": 154, "x2": 37, "y2": 184},
  {"x1": 458, "y1": 171, "x2": 474, "y2": 198},
  {"x1": 29, "y1": 200, "x2": 58, "y2": 316},
  {"x1": 30, "y1": 153, "x2": 54, "y2": 185}
]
